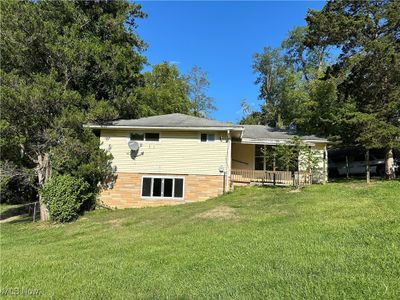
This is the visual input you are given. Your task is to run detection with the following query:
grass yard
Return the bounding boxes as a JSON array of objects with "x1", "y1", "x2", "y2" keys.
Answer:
[{"x1": 1, "y1": 181, "x2": 399, "y2": 299}]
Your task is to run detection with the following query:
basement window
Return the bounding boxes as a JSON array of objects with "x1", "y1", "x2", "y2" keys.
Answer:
[
  {"x1": 141, "y1": 177, "x2": 184, "y2": 199},
  {"x1": 200, "y1": 133, "x2": 215, "y2": 142}
]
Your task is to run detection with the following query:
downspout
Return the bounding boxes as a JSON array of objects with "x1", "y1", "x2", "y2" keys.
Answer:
[{"x1": 226, "y1": 129, "x2": 232, "y2": 192}]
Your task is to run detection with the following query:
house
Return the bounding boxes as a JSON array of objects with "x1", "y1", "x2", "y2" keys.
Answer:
[{"x1": 87, "y1": 113, "x2": 328, "y2": 208}]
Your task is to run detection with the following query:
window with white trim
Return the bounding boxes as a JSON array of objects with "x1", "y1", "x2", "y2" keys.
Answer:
[
  {"x1": 130, "y1": 132, "x2": 159, "y2": 142},
  {"x1": 141, "y1": 177, "x2": 184, "y2": 199},
  {"x1": 200, "y1": 133, "x2": 215, "y2": 142}
]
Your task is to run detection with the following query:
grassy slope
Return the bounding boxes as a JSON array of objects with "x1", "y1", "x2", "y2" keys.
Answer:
[{"x1": 1, "y1": 181, "x2": 399, "y2": 299}]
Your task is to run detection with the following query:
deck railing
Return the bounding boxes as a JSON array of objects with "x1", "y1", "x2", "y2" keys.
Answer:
[{"x1": 230, "y1": 169, "x2": 312, "y2": 186}]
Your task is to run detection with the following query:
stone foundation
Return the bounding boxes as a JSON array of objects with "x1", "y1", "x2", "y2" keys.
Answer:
[{"x1": 99, "y1": 172, "x2": 225, "y2": 208}]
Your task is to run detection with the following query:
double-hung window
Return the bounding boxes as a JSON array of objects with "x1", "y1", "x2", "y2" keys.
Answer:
[
  {"x1": 130, "y1": 132, "x2": 160, "y2": 142},
  {"x1": 255, "y1": 145, "x2": 267, "y2": 171},
  {"x1": 141, "y1": 177, "x2": 184, "y2": 199}
]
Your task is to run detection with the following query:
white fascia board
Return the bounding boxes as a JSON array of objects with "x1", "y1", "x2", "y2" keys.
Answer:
[
  {"x1": 236, "y1": 138, "x2": 328, "y2": 145},
  {"x1": 234, "y1": 139, "x2": 292, "y2": 145},
  {"x1": 84, "y1": 124, "x2": 244, "y2": 132}
]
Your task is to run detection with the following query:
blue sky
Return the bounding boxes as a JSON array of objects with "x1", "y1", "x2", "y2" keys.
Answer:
[{"x1": 136, "y1": 1, "x2": 325, "y2": 123}]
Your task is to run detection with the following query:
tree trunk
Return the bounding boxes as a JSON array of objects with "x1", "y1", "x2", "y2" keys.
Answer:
[
  {"x1": 39, "y1": 196, "x2": 50, "y2": 221},
  {"x1": 36, "y1": 153, "x2": 52, "y2": 221},
  {"x1": 366, "y1": 149, "x2": 370, "y2": 184},
  {"x1": 345, "y1": 155, "x2": 350, "y2": 179},
  {"x1": 385, "y1": 147, "x2": 394, "y2": 180}
]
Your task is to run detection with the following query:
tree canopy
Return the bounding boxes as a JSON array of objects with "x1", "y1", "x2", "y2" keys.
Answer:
[
  {"x1": 244, "y1": 0, "x2": 400, "y2": 179},
  {"x1": 305, "y1": 0, "x2": 400, "y2": 144},
  {"x1": 306, "y1": 0, "x2": 400, "y2": 177},
  {"x1": 135, "y1": 62, "x2": 192, "y2": 116},
  {"x1": 251, "y1": 28, "x2": 338, "y2": 136},
  {"x1": 0, "y1": 0, "x2": 218, "y2": 213},
  {"x1": 1, "y1": 0, "x2": 149, "y2": 215},
  {"x1": 186, "y1": 65, "x2": 216, "y2": 118}
]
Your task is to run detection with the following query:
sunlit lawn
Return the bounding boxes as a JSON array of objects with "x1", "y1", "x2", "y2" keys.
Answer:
[{"x1": 1, "y1": 180, "x2": 399, "y2": 299}]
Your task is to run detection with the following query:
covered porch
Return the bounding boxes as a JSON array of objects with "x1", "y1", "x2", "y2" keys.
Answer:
[{"x1": 230, "y1": 142, "x2": 325, "y2": 186}]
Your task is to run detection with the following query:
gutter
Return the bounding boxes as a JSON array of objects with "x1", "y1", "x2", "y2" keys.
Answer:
[
  {"x1": 235, "y1": 138, "x2": 329, "y2": 145},
  {"x1": 84, "y1": 124, "x2": 244, "y2": 132}
]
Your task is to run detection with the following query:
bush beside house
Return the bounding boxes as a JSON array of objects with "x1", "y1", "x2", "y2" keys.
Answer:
[{"x1": 41, "y1": 175, "x2": 92, "y2": 223}]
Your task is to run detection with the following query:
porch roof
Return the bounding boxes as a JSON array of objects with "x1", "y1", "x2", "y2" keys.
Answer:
[{"x1": 240, "y1": 125, "x2": 328, "y2": 144}]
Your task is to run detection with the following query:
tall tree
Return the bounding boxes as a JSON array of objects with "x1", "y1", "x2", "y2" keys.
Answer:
[
  {"x1": 305, "y1": 0, "x2": 400, "y2": 178},
  {"x1": 251, "y1": 32, "x2": 335, "y2": 135},
  {"x1": 0, "y1": 0, "x2": 147, "y2": 218},
  {"x1": 186, "y1": 65, "x2": 216, "y2": 118},
  {"x1": 239, "y1": 99, "x2": 264, "y2": 125},
  {"x1": 1, "y1": 0, "x2": 147, "y2": 119},
  {"x1": 281, "y1": 26, "x2": 328, "y2": 81},
  {"x1": 135, "y1": 62, "x2": 192, "y2": 116},
  {"x1": 252, "y1": 47, "x2": 286, "y2": 127}
]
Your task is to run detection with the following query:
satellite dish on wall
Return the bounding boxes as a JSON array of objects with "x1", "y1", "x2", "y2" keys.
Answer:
[{"x1": 128, "y1": 140, "x2": 140, "y2": 151}]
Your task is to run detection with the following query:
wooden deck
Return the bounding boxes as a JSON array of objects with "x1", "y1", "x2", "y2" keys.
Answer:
[{"x1": 230, "y1": 169, "x2": 312, "y2": 186}]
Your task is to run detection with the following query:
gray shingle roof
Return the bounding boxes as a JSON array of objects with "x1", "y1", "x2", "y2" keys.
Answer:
[
  {"x1": 87, "y1": 113, "x2": 327, "y2": 142},
  {"x1": 107, "y1": 113, "x2": 242, "y2": 128},
  {"x1": 242, "y1": 125, "x2": 327, "y2": 142}
]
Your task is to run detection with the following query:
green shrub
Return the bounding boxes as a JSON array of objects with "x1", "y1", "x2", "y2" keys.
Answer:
[{"x1": 41, "y1": 175, "x2": 92, "y2": 222}]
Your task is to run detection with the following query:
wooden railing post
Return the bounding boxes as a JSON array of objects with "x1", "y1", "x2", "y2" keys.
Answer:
[{"x1": 231, "y1": 169, "x2": 296, "y2": 186}]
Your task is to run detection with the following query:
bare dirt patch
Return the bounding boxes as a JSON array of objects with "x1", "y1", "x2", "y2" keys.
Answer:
[
  {"x1": 105, "y1": 218, "x2": 128, "y2": 227},
  {"x1": 195, "y1": 206, "x2": 239, "y2": 220},
  {"x1": 349, "y1": 183, "x2": 375, "y2": 189}
]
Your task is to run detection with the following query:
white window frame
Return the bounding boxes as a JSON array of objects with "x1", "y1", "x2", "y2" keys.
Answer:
[
  {"x1": 255, "y1": 145, "x2": 267, "y2": 171},
  {"x1": 141, "y1": 176, "x2": 185, "y2": 200},
  {"x1": 199, "y1": 132, "x2": 216, "y2": 143},
  {"x1": 130, "y1": 132, "x2": 161, "y2": 143}
]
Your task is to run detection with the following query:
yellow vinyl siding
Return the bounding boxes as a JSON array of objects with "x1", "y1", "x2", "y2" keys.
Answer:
[
  {"x1": 231, "y1": 143, "x2": 254, "y2": 170},
  {"x1": 100, "y1": 129, "x2": 229, "y2": 176}
]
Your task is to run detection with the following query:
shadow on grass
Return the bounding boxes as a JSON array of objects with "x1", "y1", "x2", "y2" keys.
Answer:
[
  {"x1": 328, "y1": 176, "x2": 386, "y2": 183},
  {"x1": 0, "y1": 203, "x2": 39, "y2": 224}
]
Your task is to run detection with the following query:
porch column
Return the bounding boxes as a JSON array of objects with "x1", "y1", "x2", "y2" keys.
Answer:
[{"x1": 226, "y1": 129, "x2": 232, "y2": 191}]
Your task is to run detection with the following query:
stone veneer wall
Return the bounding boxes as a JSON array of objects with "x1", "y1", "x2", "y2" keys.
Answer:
[{"x1": 100, "y1": 172, "x2": 225, "y2": 208}]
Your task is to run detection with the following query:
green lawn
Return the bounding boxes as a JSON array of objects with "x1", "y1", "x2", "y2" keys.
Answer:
[{"x1": 1, "y1": 181, "x2": 399, "y2": 299}]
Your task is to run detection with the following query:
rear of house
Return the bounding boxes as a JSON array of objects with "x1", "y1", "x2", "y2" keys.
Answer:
[
  {"x1": 88, "y1": 113, "x2": 328, "y2": 208},
  {"x1": 89, "y1": 114, "x2": 243, "y2": 208}
]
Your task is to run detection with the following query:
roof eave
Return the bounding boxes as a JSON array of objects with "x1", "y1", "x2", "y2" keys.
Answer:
[
  {"x1": 237, "y1": 138, "x2": 329, "y2": 145},
  {"x1": 84, "y1": 124, "x2": 244, "y2": 132}
]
